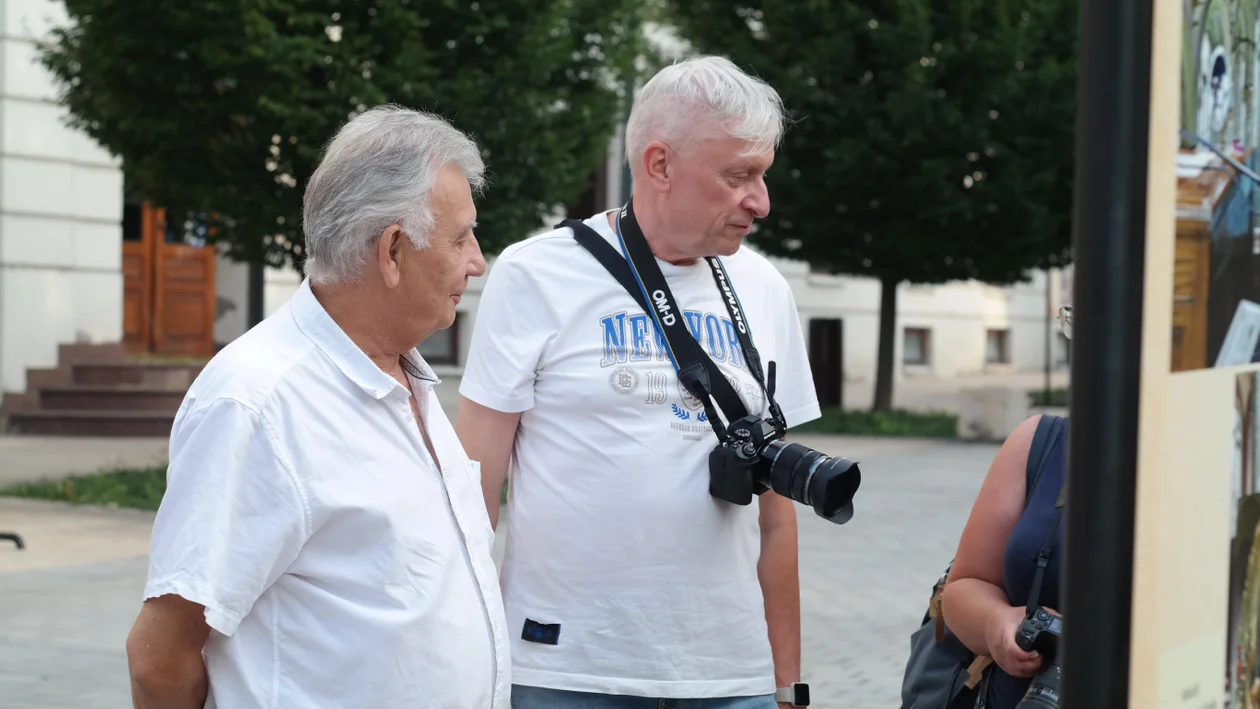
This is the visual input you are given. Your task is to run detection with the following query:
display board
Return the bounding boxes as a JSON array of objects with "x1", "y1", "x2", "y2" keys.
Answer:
[{"x1": 1126, "y1": 0, "x2": 1260, "y2": 705}]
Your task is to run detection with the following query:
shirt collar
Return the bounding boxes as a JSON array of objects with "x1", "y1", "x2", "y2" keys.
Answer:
[{"x1": 289, "y1": 278, "x2": 440, "y2": 400}]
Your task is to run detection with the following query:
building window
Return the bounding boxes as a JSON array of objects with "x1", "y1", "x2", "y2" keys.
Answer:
[
  {"x1": 986, "y1": 329, "x2": 1011, "y2": 364},
  {"x1": 418, "y1": 313, "x2": 461, "y2": 365},
  {"x1": 903, "y1": 327, "x2": 930, "y2": 365}
]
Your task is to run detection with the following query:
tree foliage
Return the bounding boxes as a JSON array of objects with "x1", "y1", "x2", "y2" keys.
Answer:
[
  {"x1": 663, "y1": 0, "x2": 1078, "y2": 409},
  {"x1": 39, "y1": 0, "x2": 646, "y2": 267}
]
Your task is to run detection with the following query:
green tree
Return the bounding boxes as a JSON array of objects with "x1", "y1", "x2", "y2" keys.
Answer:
[
  {"x1": 38, "y1": 0, "x2": 646, "y2": 267},
  {"x1": 662, "y1": 0, "x2": 1077, "y2": 411}
]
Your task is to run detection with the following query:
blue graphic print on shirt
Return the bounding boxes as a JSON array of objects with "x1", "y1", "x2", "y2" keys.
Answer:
[{"x1": 599, "y1": 310, "x2": 748, "y2": 372}]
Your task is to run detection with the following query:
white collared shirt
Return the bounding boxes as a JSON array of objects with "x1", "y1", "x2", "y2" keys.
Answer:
[{"x1": 144, "y1": 278, "x2": 509, "y2": 709}]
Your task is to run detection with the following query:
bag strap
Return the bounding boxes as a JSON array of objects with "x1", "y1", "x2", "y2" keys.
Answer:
[
  {"x1": 1022, "y1": 415, "x2": 1066, "y2": 617},
  {"x1": 1024, "y1": 415, "x2": 1065, "y2": 508},
  {"x1": 562, "y1": 218, "x2": 750, "y2": 440}
]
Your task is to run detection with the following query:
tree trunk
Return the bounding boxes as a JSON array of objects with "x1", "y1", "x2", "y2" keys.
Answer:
[
  {"x1": 247, "y1": 262, "x2": 265, "y2": 330},
  {"x1": 872, "y1": 276, "x2": 900, "y2": 412}
]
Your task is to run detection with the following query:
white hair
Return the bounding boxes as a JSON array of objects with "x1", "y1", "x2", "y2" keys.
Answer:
[
  {"x1": 624, "y1": 55, "x2": 785, "y2": 170},
  {"x1": 302, "y1": 104, "x2": 486, "y2": 284}
]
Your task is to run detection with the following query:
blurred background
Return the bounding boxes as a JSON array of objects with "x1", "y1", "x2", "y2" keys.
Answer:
[{"x1": 0, "y1": 0, "x2": 1103, "y2": 706}]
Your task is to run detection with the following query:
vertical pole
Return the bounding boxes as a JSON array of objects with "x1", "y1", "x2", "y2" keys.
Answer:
[
  {"x1": 1044, "y1": 269, "x2": 1053, "y2": 407},
  {"x1": 1059, "y1": 0, "x2": 1151, "y2": 704}
]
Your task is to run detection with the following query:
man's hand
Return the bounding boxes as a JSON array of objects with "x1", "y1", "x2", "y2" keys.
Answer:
[
  {"x1": 757, "y1": 490, "x2": 801, "y2": 693},
  {"x1": 126, "y1": 594, "x2": 212, "y2": 709}
]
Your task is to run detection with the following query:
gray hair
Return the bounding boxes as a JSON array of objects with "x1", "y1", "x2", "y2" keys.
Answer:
[
  {"x1": 624, "y1": 55, "x2": 785, "y2": 170},
  {"x1": 302, "y1": 104, "x2": 486, "y2": 284}
]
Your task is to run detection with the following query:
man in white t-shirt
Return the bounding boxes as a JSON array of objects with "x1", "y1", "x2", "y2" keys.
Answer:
[
  {"x1": 126, "y1": 106, "x2": 510, "y2": 708},
  {"x1": 455, "y1": 57, "x2": 825, "y2": 708}
]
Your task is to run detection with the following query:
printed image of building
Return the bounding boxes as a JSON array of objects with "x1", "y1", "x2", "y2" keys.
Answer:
[{"x1": 1174, "y1": 0, "x2": 1260, "y2": 372}]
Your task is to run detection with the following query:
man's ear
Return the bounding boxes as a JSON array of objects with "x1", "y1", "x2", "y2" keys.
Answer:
[
  {"x1": 376, "y1": 225, "x2": 405, "y2": 288},
  {"x1": 641, "y1": 142, "x2": 673, "y2": 192}
]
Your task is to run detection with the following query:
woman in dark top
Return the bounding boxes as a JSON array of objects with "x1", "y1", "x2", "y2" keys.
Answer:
[{"x1": 940, "y1": 413, "x2": 1067, "y2": 709}]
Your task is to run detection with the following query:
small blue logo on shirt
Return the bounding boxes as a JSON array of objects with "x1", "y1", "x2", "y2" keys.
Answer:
[{"x1": 522, "y1": 618, "x2": 560, "y2": 645}]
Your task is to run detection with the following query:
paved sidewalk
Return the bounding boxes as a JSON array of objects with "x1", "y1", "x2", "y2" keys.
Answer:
[
  {"x1": 788, "y1": 434, "x2": 996, "y2": 706},
  {"x1": 0, "y1": 433, "x2": 1001, "y2": 708},
  {"x1": 0, "y1": 435, "x2": 168, "y2": 487},
  {"x1": 0, "y1": 499, "x2": 156, "y2": 708}
]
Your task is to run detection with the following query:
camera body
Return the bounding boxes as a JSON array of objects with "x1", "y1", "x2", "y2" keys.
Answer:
[
  {"x1": 1015, "y1": 607, "x2": 1061, "y2": 658},
  {"x1": 708, "y1": 414, "x2": 782, "y2": 504},
  {"x1": 708, "y1": 413, "x2": 861, "y2": 524},
  {"x1": 1014, "y1": 607, "x2": 1062, "y2": 709}
]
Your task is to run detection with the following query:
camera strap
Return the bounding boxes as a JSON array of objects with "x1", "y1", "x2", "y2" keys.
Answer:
[
  {"x1": 562, "y1": 201, "x2": 777, "y2": 440},
  {"x1": 703, "y1": 244, "x2": 788, "y2": 433},
  {"x1": 1024, "y1": 487, "x2": 1065, "y2": 617},
  {"x1": 566, "y1": 218, "x2": 736, "y2": 440}
]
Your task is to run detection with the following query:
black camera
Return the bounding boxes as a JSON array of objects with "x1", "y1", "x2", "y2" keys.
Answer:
[
  {"x1": 1014, "y1": 607, "x2": 1062, "y2": 709},
  {"x1": 708, "y1": 413, "x2": 861, "y2": 524}
]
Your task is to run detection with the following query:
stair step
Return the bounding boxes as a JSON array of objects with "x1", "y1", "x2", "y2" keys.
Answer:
[
  {"x1": 6, "y1": 409, "x2": 176, "y2": 437},
  {"x1": 58, "y1": 342, "x2": 127, "y2": 364},
  {"x1": 38, "y1": 386, "x2": 187, "y2": 412},
  {"x1": 72, "y1": 362, "x2": 203, "y2": 387}
]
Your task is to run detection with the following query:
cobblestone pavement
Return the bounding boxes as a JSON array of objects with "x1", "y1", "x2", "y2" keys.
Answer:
[
  {"x1": 787, "y1": 434, "x2": 998, "y2": 708},
  {"x1": 0, "y1": 500, "x2": 154, "y2": 709},
  {"x1": 0, "y1": 434, "x2": 1000, "y2": 708}
]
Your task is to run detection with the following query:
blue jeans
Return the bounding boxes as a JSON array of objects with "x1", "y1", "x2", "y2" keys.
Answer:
[{"x1": 511, "y1": 685, "x2": 778, "y2": 709}]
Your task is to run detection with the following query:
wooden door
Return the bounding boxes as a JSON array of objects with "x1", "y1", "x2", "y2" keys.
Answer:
[
  {"x1": 149, "y1": 206, "x2": 217, "y2": 358},
  {"x1": 1171, "y1": 221, "x2": 1211, "y2": 371},
  {"x1": 121, "y1": 204, "x2": 153, "y2": 354},
  {"x1": 808, "y1": 318, "x2": 844, "y2": 408},
  {"x1": 121, "y1": 203, "x2": 216, "y2": 358},
  {"x1": 1172, "y1": 152, "x2": 1232, "y2": 372}
]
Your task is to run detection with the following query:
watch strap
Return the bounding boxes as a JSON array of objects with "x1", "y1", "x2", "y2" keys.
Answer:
[{"x1": 774, "y1": 683, "x2": 810, "y2": 706}]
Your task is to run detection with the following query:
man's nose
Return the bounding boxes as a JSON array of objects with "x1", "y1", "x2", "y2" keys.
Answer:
[
  {"x1": 743, "y1": 181, "x2": 770, "y2": 219},
  {"x1": 469, "y1": 238, "x2": 487, "y2": 277}
]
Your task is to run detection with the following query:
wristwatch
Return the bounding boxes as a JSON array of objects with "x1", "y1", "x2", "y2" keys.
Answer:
[{"x1": 774, "y1": 683, "x2": 810, "y2": 706}]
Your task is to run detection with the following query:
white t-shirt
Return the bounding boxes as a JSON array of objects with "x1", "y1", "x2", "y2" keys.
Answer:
[
  {"x1": 459, "y1": 210, "x2": 821, "y2": 698},
  {"x1": 145, "y1": 278, "x2": 511, "y2": 709}
]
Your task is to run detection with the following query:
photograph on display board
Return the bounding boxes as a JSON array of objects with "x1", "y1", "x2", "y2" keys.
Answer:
[
  {"x1": 1174, "y1": 0, "x2": 1260, "y2": 373},
  {"x1": 1227, "y1": 371, "x2": 1260, "y2": 708}
]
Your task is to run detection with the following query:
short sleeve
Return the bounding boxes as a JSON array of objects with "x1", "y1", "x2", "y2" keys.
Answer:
[
  {"x1": 143, "y1": 398, "x2": 309, "y2": 637},
  {"x1": 764, "y1": 281, "x2": 822, "y2": 429},
  {"x1": 459, "y1": 255, "x2": 559, "y2": 413}
]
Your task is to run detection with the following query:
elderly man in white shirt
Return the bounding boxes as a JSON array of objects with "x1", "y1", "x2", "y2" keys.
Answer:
[{"x1": 125, "y1": 105, "x2": 509, "y2": 709}]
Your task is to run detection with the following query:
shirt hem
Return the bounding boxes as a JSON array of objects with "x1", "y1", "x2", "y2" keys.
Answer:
[
  {"x1": 144, "y1": 576, "x2": 244, "y2": 637},
  {"x1": 458, "y1": 380, "x2": 534, "y2": 414},
  {"x1": 509, "y1": 668, "x2": 776, "y2": 699},
  {"x1": 782, "y1": 401, "x2": 822, "y2": 429}
]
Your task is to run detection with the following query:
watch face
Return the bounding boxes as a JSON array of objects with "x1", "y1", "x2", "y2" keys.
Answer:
[{"x1": 795, "y1": 684, "x2": 810, "y2": 706}]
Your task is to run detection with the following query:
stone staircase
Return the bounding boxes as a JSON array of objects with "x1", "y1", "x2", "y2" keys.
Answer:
[{"x1": 1, "y1": 343, "x2": 204, "y2": 437}]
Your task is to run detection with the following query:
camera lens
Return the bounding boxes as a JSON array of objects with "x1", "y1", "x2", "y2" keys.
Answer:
[
  {"x1": 1015, "y1": 664, "x2": 1060, "y2": 709},
  {"x1": 761, "y1": 440, "x2": 861, "y2": 523}
]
